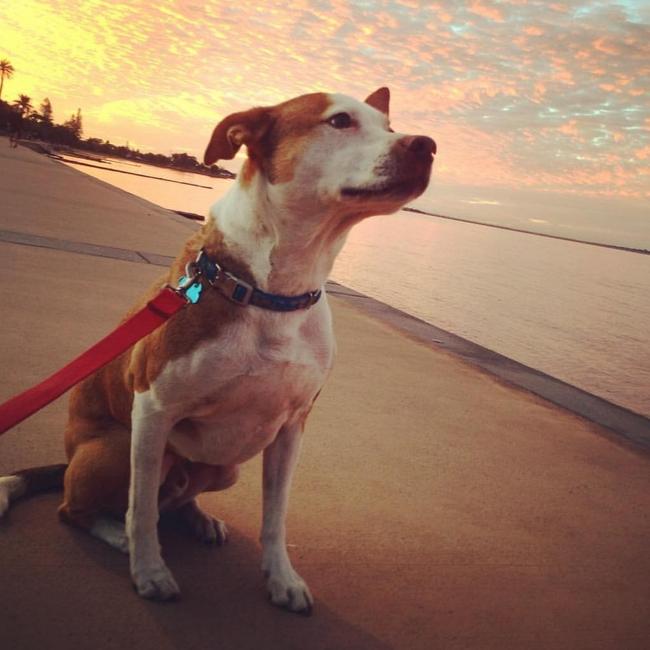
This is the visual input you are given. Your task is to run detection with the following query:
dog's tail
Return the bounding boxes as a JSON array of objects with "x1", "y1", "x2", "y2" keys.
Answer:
[{"x1": 0, "y1": 464, "x2": 67, "y2": 517}]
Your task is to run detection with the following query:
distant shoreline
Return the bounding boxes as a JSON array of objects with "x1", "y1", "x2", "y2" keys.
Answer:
[
  {"x1": 404, "y1": 207, "x2": 650, "y2": 256},
  {"x1": 29, "y1": 140, "x2": 648, "y2": 255},
  {"x1": 59, "y1": 156, "x2": 215, "y2": 190},
  {"x1": 18, "y1": 139, "x2": 236, "y2": 181}
]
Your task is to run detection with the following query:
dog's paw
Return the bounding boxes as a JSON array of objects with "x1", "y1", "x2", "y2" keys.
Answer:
[
  {"x1": 104, "y1": 531, "x2": 129, "y2": 555},
  {"x1": 180, "y1": 503, "x2": 228, "y2": 546},
  {"x1": 132, "y1": 564, "x2": 180, "y2": 601},
  {"x1": 266, "y1": 571, "x2": 313, "y2": 615},
  {"x1": 194, "y1": 515, "x2": 228, "y2": 546},
  {"x1": 90, "y1": 517, "x2": 129, "y2": 554}
]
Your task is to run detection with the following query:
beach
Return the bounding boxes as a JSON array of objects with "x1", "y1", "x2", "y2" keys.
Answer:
[{"x1": 1, "y1": 139, "x2": 649, "y2": 649}]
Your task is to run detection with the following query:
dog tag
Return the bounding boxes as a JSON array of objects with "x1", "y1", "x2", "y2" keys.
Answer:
[{"x1": 177, "y1": 275, "x2": 203, "y2": 304}]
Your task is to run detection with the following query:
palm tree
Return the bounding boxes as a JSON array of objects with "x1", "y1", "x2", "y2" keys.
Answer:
[
  {"x1": 0, "y1": 59, "x2": 14, "y2": 100},
  {"x1": 13, "y1": 94, "x2": 33, "y2": 117}
]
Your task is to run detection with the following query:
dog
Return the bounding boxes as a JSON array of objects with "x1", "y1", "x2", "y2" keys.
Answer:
[{"x1": 0, "y1": 87, "x2": 435, "y2": 613}]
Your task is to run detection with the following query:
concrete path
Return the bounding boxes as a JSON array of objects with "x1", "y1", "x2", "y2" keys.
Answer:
[{"x1": 0, "y1": 139, "x2": 648, "y2": 650}]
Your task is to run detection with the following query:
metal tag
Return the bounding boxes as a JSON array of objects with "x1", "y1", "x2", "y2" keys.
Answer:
[{"x1": 177, "y1": 275, "x2": 203, "y2": 304}]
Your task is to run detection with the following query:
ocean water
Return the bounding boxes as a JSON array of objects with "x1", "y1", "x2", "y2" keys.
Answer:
[{"x1": 63, "y1": 157, "x2": 650, "y2": 418}]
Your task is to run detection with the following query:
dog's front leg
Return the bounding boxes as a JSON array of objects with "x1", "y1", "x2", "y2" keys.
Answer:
[
  {"x1": 261, "y1": 422, "x2": 313, "y2": 615},
  {"x1": 127, "y1": 392, "x2": 180, "y2": 600}
]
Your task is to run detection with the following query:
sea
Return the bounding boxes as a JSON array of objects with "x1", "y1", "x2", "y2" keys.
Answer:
[{"x1": 62, "y1": 157, "x2": 650, "y2": 419}]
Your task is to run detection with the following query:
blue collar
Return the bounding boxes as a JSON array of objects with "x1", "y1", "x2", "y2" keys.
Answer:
[{"x1": 178, "y1": 249, "x2": 322, "y2": 312}]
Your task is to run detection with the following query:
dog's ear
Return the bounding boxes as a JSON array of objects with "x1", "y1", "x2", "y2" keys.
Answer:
[
  {"x1": 204, "y1": 107, "x2": 274, "y2": 166},
  {"x1": 364, "y1": 87, "x2": 390, "y2": 116}
]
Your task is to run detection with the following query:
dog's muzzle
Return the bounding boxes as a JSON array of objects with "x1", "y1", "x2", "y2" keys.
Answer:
[
  {"x1": 398, "y1": 135, "x2": 437, "y2": 158},
  {"x1": 341, "y1": 134, "x2": 436, "y2": 200}
]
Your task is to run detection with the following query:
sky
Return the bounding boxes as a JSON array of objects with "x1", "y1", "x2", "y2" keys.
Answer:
[{"x1": 1, "y1": 0, "x2": 649, "y2": 245}]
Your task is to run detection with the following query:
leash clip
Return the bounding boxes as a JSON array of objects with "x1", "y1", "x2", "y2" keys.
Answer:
[
  {"x1": 174, "y1": 250, "x2": 205, "y2": 304},
  {"x1": 195, "y1": 248, "x2": 253, "y2": 306}
]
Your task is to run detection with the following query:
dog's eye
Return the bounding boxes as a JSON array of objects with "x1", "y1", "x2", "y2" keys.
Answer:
[{"x1": 327, "y1": 113, "x2": 352, "y2": 129}]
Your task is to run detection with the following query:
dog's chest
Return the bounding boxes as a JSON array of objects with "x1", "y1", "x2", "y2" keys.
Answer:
[{"x1": 154, "y1": 305, "x2": 334, "y2": 465}]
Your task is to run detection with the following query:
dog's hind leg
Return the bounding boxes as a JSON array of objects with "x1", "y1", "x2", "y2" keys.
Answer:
[{"x1": 58, "y1": 431, "x2": 131, "y2": 543}]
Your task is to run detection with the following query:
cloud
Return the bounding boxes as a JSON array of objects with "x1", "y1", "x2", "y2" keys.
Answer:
[
  {"x1": 0, "y1": 0, "x2": 647, "y2": 198},
  {"x1": 468, "y1": 1, "x2": 505, "y2": 23}
]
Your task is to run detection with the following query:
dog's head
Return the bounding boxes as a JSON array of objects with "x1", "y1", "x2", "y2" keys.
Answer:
[{"x1": 204, "y1": 88, "x2": 435, "y2": 216}]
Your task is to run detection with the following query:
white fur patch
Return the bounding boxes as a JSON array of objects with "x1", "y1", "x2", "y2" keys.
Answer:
[
  {"x1": 149, "y1": 298, "x2": 334, "y2": 467},
  {"x1": 211, "y1": 185, "x2": 275, "y2": 287},
  {"x1": 90, "y1": 516, "x2": 129, "y2": 553}
]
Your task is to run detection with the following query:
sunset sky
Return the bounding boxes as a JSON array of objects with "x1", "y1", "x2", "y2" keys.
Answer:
[{"x1": 1, "y1": 0, "x2": 649, "y2": 243}]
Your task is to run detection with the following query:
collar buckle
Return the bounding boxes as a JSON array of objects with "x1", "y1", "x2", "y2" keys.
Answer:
[{"x1": 214, "y1": 271, "x2": 254, "y2": 306}]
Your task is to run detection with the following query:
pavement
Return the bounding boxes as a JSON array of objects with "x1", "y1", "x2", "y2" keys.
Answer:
[{"x1": 0, "y1": 138, "x2": 648, "y2": 650}]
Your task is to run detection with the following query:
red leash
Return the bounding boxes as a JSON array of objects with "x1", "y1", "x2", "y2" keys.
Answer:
[{"x1": 0, "y1": 287, "x2": 188, "y2": 435}]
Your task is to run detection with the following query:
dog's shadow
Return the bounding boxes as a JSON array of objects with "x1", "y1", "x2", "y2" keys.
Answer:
[{"x1": 0, "y1": 494, "x2": 391, "y2": 650}]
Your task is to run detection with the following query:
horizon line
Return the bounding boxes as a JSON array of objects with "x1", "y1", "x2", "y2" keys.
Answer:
[{"x1": 403, "y1": 207, "x2": 650, "y2": 256}]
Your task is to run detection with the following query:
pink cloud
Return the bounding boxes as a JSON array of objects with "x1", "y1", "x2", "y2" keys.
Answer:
[
  {"x1": 468, "y1": 1, "x2": 505, "y2": 23},
  {"x1": 551, "y1": 67, "x2": 575, "y2": 85},
  {"x1": 558, "y1": 120, "x2": 579, "y2": 138},
  {"x1": 593, "y1": 38, "x2": 621, "y2": 56},
  {"x1": 635, "y1": 146, "x2": 650, "y2": 161}
]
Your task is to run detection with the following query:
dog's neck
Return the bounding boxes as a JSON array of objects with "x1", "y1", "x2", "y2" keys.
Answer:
[{"x1": 206, "y1": 174, "x2": 361, "y2": 295}]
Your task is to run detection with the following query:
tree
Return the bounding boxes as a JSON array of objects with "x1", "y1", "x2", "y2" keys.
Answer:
[
  {"x1": 170, "y1": 152, "x2": 199, "y2": 169},
  {"x1": 40, "y1": 97, "x2": 53, "y2": 124},
  {"x1": 0, "y1": 59, "x2": 14, "y2": 100},
  {"x1": 63, "y1": 107, "x2": 82, "y2": 139},
  {"x1": 13, "y1": 94, "x2": 32, "y2": 117}
]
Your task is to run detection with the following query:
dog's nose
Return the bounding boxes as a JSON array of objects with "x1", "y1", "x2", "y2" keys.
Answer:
[{"x1": 401, "y1": 135, "x2": 437, "y2": 156}]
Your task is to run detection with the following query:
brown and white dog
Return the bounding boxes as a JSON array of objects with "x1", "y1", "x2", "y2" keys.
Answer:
[{"x1": 0, "y1": 87, "x2": 434, "y2": 613}]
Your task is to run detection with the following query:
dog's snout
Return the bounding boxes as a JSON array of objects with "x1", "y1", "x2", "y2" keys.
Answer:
[{"x1": 400, "y1": 135, "x2": 437, "y2": 156}]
